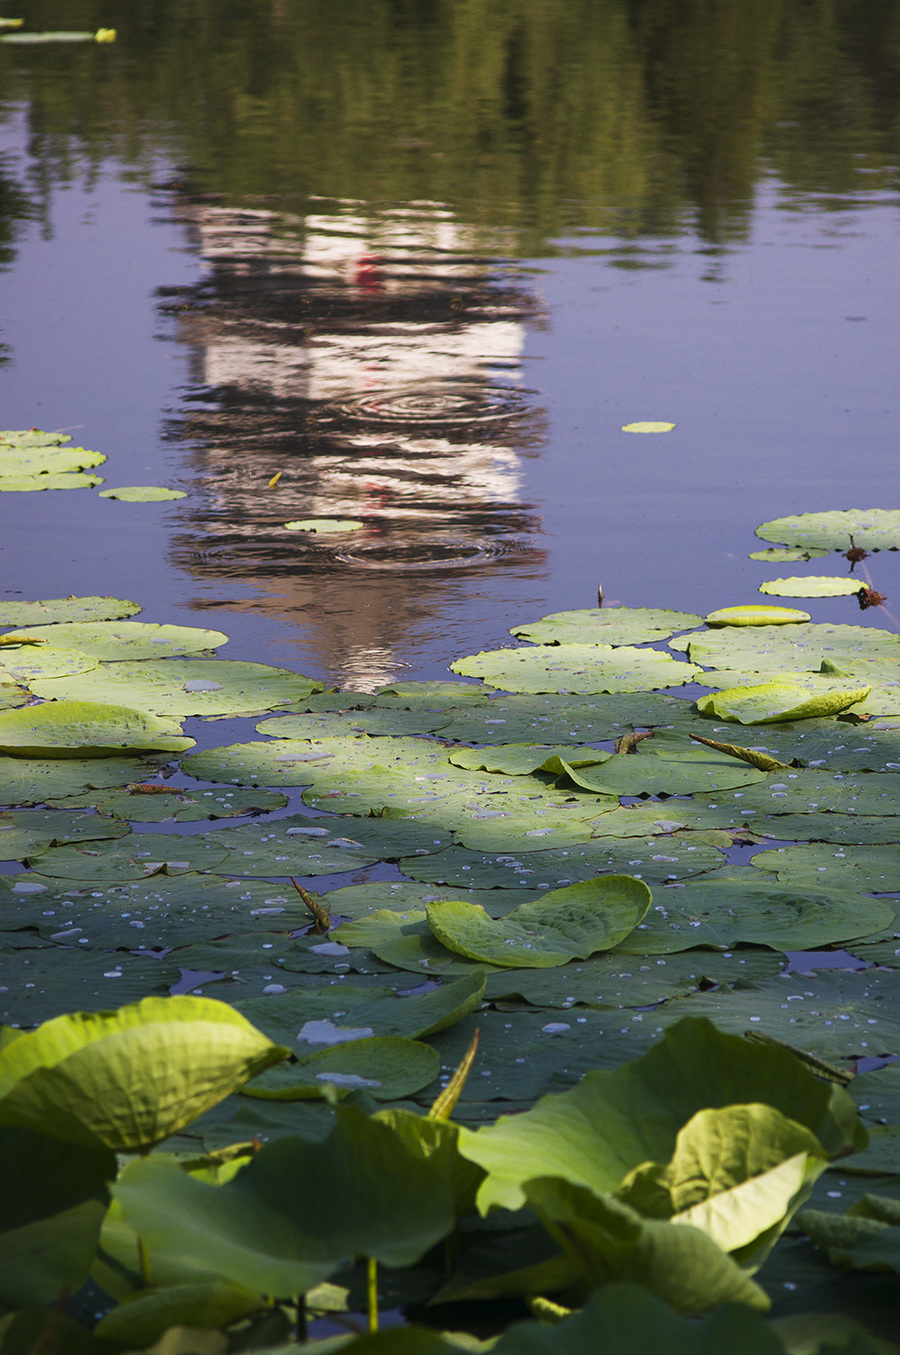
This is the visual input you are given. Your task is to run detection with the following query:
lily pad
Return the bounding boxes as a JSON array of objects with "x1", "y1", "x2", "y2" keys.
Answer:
[
  {"x1": 46, "y1": 784, "x2": 288, "y2": 823},
  {"x1": 705, "y1": 606, "x2": 811, "y2": 627},
  {"x1": 621, "y1": 421, "x2": 675, "y2": 432},
  {"x1": 759, "y1": 578, "x2": 865, "y2": 598},
  {"x1": 696, "y1": 668, "x2": 899, "y2": 719},
  {"x1": 285, "y1": 519, "x2": 364, "y2": 532},
  {"x1": 0, "y1": 808, "x2": 128, "y2": 859},
  {"x1": 0, "y1": 472, "x2": 104, "y2": 492},
  {"x1": 510, "y1": 608, "x2": 701, "y2": 647},
  {"x1": 749, "y1": 548, "x2": 830, "y2": 562},
  {"x1": 756, "y1": 510, "x2": 900, "y2": 553},
  {"x1": 0, "y1": 597, "x2": 140, "y2": 626},
  {"x1": 243, "y1": 1036, "x2": 439, "y2": 1101},
  {"x1": 750, "y1": 842, "x2": 900, "y2": 892},
  {"x1": 28, "y1": 832, "x2": 228, "y2": 880},
  {"x1": 0, "y1": 621, "x2": 228, "y2": 660},
  {"x1": 0, "y1": 646, "x2": 100, "y2": 684},
  {"x1": 28, "y1": 658, "x2": 323, "y2": 718},
  {"x1": 677, "y1": 622, "x2": 900, "y2": 672},
  {"x1": 98, "y1": 486, "x2": 186, "y2": 502},
  {"x1": 0, "y1": 754, "x2": 167, "y2": 806},
  {"x1": 697, "y1": 682, "x2": 871, "y2": 724},
  {"x1": 209, "y1": 814, "x2": 451, "y2": 877},
  {"x1": 452, "y1": 644, "x2": 702, "y2": 694},
  {"x1": 0, "y1": 441, "x2": 105, "y2": 474},
  {"x1": 183, "y1": 738, "x2": 351, "y2": 787},
  {"x1": 0, "y1": 700, "x2": 194, "y2": 756},
  {"x1": 425, "y1": 877, "x2": 651, "y2": 968},
  {"x1": 553, "y1": 745, "x2": 769, "y2": 795},
  {"x1": 727, "y1": 770, "x2": 900, "y2": 818}
]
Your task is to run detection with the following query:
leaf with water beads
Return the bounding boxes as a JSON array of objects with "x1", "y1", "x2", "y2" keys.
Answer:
[
  {"x1": 697, "y1": 682, "x2": 871, "y2": 724},
  {"x1": 756, "y1": 509, "x2": 900, "y2": 552},
  {"x1": 510, "y1": 607, "x2": 701, "y2": 647},
  {"x1": 0, "y1": 596, "x2": 140, "y2": 626},
  {"x1": 0, "y1": 700, "x2": 194, "y2": 756},
  {"x1": 451, "y1": 644, "x2": 702, "y2": 694},
  {"x1": 0, "y1": 621, "x2": 228, "y2": 660}
]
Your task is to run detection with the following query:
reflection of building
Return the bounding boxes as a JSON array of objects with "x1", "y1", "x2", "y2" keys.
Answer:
[{"x1": 163, "y1": 200, "x2": 546, "y2": 688}]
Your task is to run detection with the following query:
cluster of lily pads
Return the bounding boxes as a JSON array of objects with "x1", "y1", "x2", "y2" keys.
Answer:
[
  {"x1": 0, "y1": 428, "x2": 183, "y2": 501},
  {"x1": 0, "y1": 508, "x2": 897, "y2": 1352}
]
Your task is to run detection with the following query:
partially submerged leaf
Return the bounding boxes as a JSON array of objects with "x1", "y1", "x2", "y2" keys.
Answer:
[
  {"x1": 0, "y1": 596, "x2": 140, "y2": 626},
  {"x1": 704, "y1": 605, "x2": 811, "y2": 627},
  {"x1": 697, "y1": 682, "x2": 871, "y2": 724},
  {"x1": 285, "y1": 519, "x2": 364, "y2": 532}
]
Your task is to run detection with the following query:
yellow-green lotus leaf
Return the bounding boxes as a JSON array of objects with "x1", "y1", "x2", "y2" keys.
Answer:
[
  {"x1": 705, "y1": 606, "x2": 811, "y2": 627},
  {"x1": 759, "y1": 577, "x2": 863, "y2": 599},
  {"x1": 697, "y1": 682, "x2": 871, "y2": 725},
  {"x1": 0, "y1": 700, "x2": 194, "y2": 756}
]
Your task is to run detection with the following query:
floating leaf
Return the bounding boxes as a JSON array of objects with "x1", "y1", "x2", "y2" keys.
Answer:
[
  {"x1": 751, "y1": 842, "x2": 900, "y2": 892},
  {"x1": 0, "y1": 996, "x2": 287, "y2": 1151},
  {"x1": 29, "y1": 830, "x2": 227, "y2": 880},
  {"x1": 0, "y1": 700, "x2": 194, "y2": 756},
  {"x1": 29, "y1": 657, "x2": 323, "y2": 718},
  {"x1": 510, "y1": 608, "x2": 701, "y2": 647},
  {"x1": 98, "y1": 485, "x2": 186, "y2": 502},
  {"x1": 749, "y1": 547, "x2": 830, "y2": 562},
  {"x1": 798, "y1": 1199, "x2": 900, "y2": 1276},
  {"x1": 452, "y1": 644, "x2": 701, "y2": 694},
  {"x1": 0, "y1": 441, "x2": 105, "y2": 476},
  {"x1": 697, "y1": 682, "x2": 870, "y2": 724},
  {"x1": 0, "y1": 596, "x2": 140, "y2": 626},
  {"x1": 285, "y1": 519, "x2": 364, "y2": 532},
  {"x1": 0, "y1": 645, "x2": 99, "y2": 683},
  {"x1": 676, "y1": 622, "x2": 900, "y2": 670},
  {"x1": 47, "y1": 783, "x2": 288, "y2": 823},
  {"x1": 0, "y1": 753, "x2": 165, "y2": 806},
  {"x1": 621, "y1": 421, "x2": 675, "y2": 433},
  {"x1": 0, "y1": 621, "x2": 228, "y2": 660},
  {"x1": 244, "y1": 1036, "x2": 439, "y2": 1101},
  {"x1": 0, "y1": 472, "x2": 104, "y2": 491},
  {"x1": 425, "y1": 877, "x2": 651, "y2": 968},
  {"x1": 759, "y1": 577, "x2": 865, "y2": 598},
  {"x1": 756, "y1": 509, "x2": 900, "y2": 553},
  {"x1": 704, "y1": 605, "x2": 811, "y2": 627}
]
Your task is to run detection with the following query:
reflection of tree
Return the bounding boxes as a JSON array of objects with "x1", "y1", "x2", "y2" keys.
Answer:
[
  {"x1": 2, "y1": 0, "x2": 898, "y2": 250},
  {"x1": 164, "y1": 201, "x2": 547, "y2": 689},
  {"x1": 0, "y1": 148, "x2": 36, "y2": 363}
]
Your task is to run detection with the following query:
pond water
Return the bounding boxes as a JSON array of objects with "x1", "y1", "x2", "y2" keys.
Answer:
[{"x1": 1, "y1": 1, "x2": 899, "y2": 692}]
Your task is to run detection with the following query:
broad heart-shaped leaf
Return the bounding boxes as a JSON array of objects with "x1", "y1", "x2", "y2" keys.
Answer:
[
  {"x1": 0, "y1": 996, "x2": 288, "y2": 1151},
  {"x1": 28, "y1": 658, "x2": 323, "y2": 718},
  {"x1": 494, "y1": 1283, "x2": 785, "y2": 1355},
  {"x1": 242, "y1": 1036, "x2": 439, "y2": 1101},
  {"x1": 0, "y1": 700, "x2": 194, "y2": 756},
  {"x1": 425, "y1": 877, "x2": 651, "y2": 968},
  {"x1": 0, "y1": 1125, "x2": 116, "y2": 1306},
  {"x1": 510, "y1": 607, "x2": 701, "y2": 647},
  {"x1": 457, "y1": 1017, "x2": 863, "y2": 1214},
  {"x1": 697, "y1": 682, "x2": 870, "y2": 724},
  {"x1": 673, "y1": 621, "x2": 900, "y2": 671},
  {"x1": 114, "y1": 1105, "x2": 456, "y2": 1294},
  {"x1": 451, "y1": 644, "x2": 702, "y2": 693},
  {"x1": 98, "y1": 484, "x2": 186, "y2": 501},
  {"x1": 94, "y1": 1282, "x2": 263, "y2": 1347},
  {"x1": 759, "y1": 576, "x2": 864, "y2": 598},
  {"x1": 523, "y1": 1178, "x2": 768, "y2": 1312},
  {"x1": 0, "y1": 620, "x2": 228, "y2": 660},
  {"x1": 616, "y1": 1104, "x2": 827, "y2": 1266},
  {"x1": 755, "y1": 508, "x2": 900, "y2": 552},
  {"x1": 705, "y1": 605, "x2": 810, "y2": 626},
  {"x1": 0, "y1": 596, "x2": 140, "y2": 626}
]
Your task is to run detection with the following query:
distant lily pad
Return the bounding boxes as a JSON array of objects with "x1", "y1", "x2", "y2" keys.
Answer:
[
  {"x1": 704, "y1": 605, "x2": 811, "y2": 627},
  {"x1": 0, "y1": 647, "x2": 99, "y2": 684},
  {"x1": 756, "y1": 509, "x2": 900, "y2": 552},
  {"x1": 510, "y1": 608, "x2": 701, "y2": 647},
  {"x1": 0, "y1": 597, "x2": 140, "y2": 626},
  {"x1": 244, "y1": 1036, "x2": 439, "y2": 1101},
  {"x1": 748, "y1": 548, "x2": 830, "y2": 563},
  {"x1": 98, "y1": 486, "x2": 186, "y2": 502},
  {"x1": 0, "y1": 472, "x2": 104, "y2": 492},
  {"x1": 0, "y1": 442, "x2": 105, "y2": 476},
  {"x1": 759, "y1": 577, "x2": 864, "y2": 598},
  {"x1": 697, "y1": 682, "x2": 871, "y2": 724},
  {"x1": 0, "y1": 701, "x2": 194, "y2": 757},
  {"x1": 674, "y1": 622, "x2": 900, "y2": 670},
  {"x1": 284, "y1": 519, "x2": 364, "y2": 533},
  {"x1": 452, "y1": 645, "x2": 702, "y2": 694},
  {"x1": 1, "y1": 622, "x2": 228, "y2": 660},
  {"x1": 621, "y1": 422, "x2": 675, "y2": 433}
]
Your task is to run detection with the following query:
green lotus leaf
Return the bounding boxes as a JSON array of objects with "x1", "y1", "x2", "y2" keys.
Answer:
[
  {"x1": 0, "y1": 682, "x2": 29, "y2": 712},
  {"x1": 425, "y1": 877, "x2": 651, "y2": 968},
  {"x1": 0, "y1": 429, "x2": 72, "y2": 445},
  {"x1": 697, "y1": 682, "x2": 871, "y2": 724},
  {"x1": 0, "y1": 442, "x2": 105, "y2": 475},
  {"x1": 0, "y1": 645, "x2": 99, "y2": 683},
  {"x1": 47, "y1": 783, "x2": 288, "y2": 822},
  {"x1": 243, "y1": 1036, "x2": 439, "y2": 1100},
  {"x1": 705, "y1": 605, "x2": 811, "y2": 626},
  {"x1": 98, "y1": 485, "x2": 186, "y2": 501},
  {"x1": 94, "y1": 1282, "x2": 264, "y2": 1347},
  {"x1": 524, "y1": 1177, "x2": 768, "y2": 1311},
  {"x1": 510, "y1": 607, "x2": 701, "y2": 647},
  {"x1": 727, "y1": 769, "x2": 900, "y2": 817},
  {"x1": 0, "y1": 621, "x2": 228, "y2": 660},
  {"x1": 554, "y1": 745, "x2": 769, "y2": 795},
  {"x1": 0, "y1": 1126, "x2": 116, "y2": 1306},
  {"x1": 209, "y1": 813, "x2": 450, "y2": 877},
  {"x1": 0, "y1": 471, "x2": 104, "y2": 491},
  {"x1": 676, "y1": 622, "x2": 900, "y2": 670},
  {"x1": 0, "y1": 753, "x2": 167, "y2": 806},
  {"x1": 797, "y1": 1198, "x2": 900, "y2": 1274},
  {"x1": 285, "y1": 518, "x2": 364, "y2": 532},
  {"x1": 0, "y1": 596, "x2": 140, "y2": 626},
  {"x1": 850, "y1": 1063, "x2": 900, "y2": 1127},
  {"x1": 493, "y1": 1283, "x2": 785, "y2": 1355},
  {"x1": 750, "y1": 841, "x2": 900, "y2": 892},
  {"x1": 183, "y1": 738, "x2": 351, "y2": 786},
  {"x1": 114, "y1": 1105, "x2": 456, "y2": 1292},
  {"x1": 334, "y1": 908, "x2": 487, "y2": 978},
  {"x1": 28, "y1": 830, "x2": 227, "y2": 880},
  {"x1": 756, "y1": 509, "x2": 900, "y2": 552},
  {"x1": 258, "y1": 707, "x2": 451, "y2": 738},
  {"x1": 239, "y1": 972, "x2": 487, "y2": 1048},
  {"x1": 696, "y1": 667, "x2": 899, "y2": 718},
  {"x1": 0, "y1": 807, "x2": 129, "y2": 858},
  {"x1": 457, "y1": 1017, "x2": 863, "y2": 1214},
  {"x1": 759, "y1": 577, "x2": 865, "y2": 598},
  {"x1": 447, "y1": 743, "x2": 610, "y2": 775},
  {"x1": 435, "y1": 692, "x2": 711, "y2": 745},
  {"x1": 613, "y1": 873, "x2": 893, "y2": 955},
  {"x1": 749, "y1": 547, "x2": 830, "y2": 562},
  {"x1": 0, "y1": 700, "x2": 194, "y2": 756},
  {"x1": 757, "y1": 813, "x2": 900, "y2": 844},
  {"x1": 0, "y1": 996, "x2": 288, "y2": 1150},
  {"x1": 451, "y1": 643, "x2": 702, "y2": 693},
  {"x1": 28, "y1": 657, "x2": 323, "y2": 718}
]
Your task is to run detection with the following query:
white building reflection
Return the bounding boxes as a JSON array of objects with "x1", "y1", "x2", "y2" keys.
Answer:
[{"x1": 166, "y1": 200, "x2": 546, "y2": 688}]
